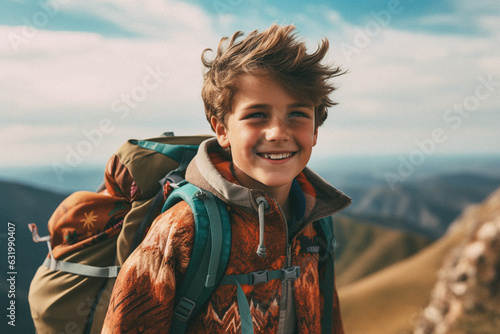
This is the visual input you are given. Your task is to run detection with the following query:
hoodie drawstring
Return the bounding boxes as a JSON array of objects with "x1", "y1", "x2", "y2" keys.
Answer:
[{"x1": 256, "y1": 197, "x2": 269, "y2": 258}]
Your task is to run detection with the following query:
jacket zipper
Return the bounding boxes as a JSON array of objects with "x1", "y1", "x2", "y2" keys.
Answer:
[
  {"x1": 276, "y1": 200, "x2": 292, "y2": 334},
  {"x1": 255, "y1": 196, "x2": 296, "y2": 334}
]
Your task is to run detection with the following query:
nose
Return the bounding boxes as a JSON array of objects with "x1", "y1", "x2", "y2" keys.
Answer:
[{"x1": 265, "y1": 118, "x2": 289, "y2": 142}]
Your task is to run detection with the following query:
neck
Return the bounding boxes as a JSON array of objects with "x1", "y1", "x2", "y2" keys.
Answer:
[
  {"x1": 260, "y1": 183, "x2": 293, "y2": 221},
  {"x1": 230, "y1": 164, "x2": 293, "y2": 219}
]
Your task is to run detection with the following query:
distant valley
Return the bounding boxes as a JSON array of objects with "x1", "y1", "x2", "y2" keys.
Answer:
[{"x1": 340, "y1": 172, "x2": 500, "y2": 238}]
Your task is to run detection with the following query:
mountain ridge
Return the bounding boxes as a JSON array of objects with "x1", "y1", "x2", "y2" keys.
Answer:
[{"x1": 341, "y1": 172, "x2": 500, "y2": 238}]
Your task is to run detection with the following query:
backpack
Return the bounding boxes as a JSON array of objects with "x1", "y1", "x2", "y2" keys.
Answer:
[
  {"x1": 28, "y1": 133, "x2": 212, "y2": 333},
  {"x1": 28, "y1": 134, "x2": 338, "y2": 334}
]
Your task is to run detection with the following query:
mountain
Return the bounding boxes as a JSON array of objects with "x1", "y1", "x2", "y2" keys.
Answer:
[
  {"x1": 333, "y1": 216, "x2": 432, "y2": 287},
  {"x1": 340, "y1": 172, "x2": 500, "y2": 238},
  {"x1": 0, "y1": 181, "x2": 68, "y2": 334},
  {"x1": 338, "y1": 187, "x2": 500, "y2": 334},
  {"x1": 0, "y1": 180, "x2": 68, "y2": 229}
]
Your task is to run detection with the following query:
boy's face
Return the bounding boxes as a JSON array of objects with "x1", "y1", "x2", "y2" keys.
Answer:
[{"x1": 212, "y1": 73, "x2": 317, "y2": 197}]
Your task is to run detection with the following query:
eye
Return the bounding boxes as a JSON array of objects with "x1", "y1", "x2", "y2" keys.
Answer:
[
  {"x1": 244, "y1": 112, "x2": 266, "y2": 119},
  {"x1": 289, "y1": 110, "x2": 312, "y2": 118}
]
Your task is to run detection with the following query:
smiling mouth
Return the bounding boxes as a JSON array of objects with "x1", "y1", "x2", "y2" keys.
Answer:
[{"x1": 259, "y1": 152, "x2": 294, "y2": 160}]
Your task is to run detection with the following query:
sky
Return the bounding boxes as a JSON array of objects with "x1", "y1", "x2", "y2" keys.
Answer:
[{"x1": 1, "y1": 0, "x2": 499, "y2": 171}]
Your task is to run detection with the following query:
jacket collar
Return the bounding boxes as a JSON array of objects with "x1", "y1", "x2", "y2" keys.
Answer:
[{"x1": 185, "y1": 138, "x2": 351, "y2": 223}]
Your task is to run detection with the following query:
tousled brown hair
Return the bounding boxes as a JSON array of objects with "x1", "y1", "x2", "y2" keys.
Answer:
[{"x1": 201, "y1": 24, "x2": 345, "y2": 130}]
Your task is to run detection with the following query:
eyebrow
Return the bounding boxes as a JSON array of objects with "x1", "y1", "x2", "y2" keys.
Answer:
[
  {"x1": 245, "y1": 102, "x2": 314, "y2": 110},
  {"x1": 289, "y1": 102, "x2": 314, "y2": 109},
  {"x1": 246, "y1": 104, "x2": 269, "y2": 110}
]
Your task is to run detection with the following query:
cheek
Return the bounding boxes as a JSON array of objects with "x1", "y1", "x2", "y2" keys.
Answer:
[
  {"x1": 232, "y1": 129, "x2": 259, "y2": 149},
  {"x1": 298, "y1": 129, "x2": 316, "y2": 148}
]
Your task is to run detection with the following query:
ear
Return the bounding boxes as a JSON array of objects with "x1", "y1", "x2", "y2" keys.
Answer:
[
  {"x1": 313, "y1": 126, "x2": 318, "y2": 147},
  {"x1": 211, "y1": 116, "x2": 231, "y2": 148}
]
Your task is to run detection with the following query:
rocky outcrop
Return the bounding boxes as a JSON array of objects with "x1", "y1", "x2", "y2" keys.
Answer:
[{"x1": 414, "y1": 190, "x2": 500, "y2": 334}]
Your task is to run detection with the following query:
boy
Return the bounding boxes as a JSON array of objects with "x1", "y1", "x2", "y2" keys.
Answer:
[{"x1": 102, "y1": 24, "x2": 351, "y2": 333}]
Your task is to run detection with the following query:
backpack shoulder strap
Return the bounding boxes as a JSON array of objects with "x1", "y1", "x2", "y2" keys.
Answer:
[
  {"x1": 316, "y1": 215, "x2": 335, "y2": 260},
  {"x1": 161, "y1": 183, "x2": 231, "y2": 333},
  {"x1": 315, "y1": 216, "x2": 336, "y2": 334}
]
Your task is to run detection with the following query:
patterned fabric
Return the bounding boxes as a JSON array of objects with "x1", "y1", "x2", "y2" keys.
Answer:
[
  {"x1": 104, "y1": 201, "x2": 194, "y2": 332},
  {"x1": 102, "y1": 140, "x2": 348, "y2": 333},
  {"x1": 105, "y1": 154, "x2": 142, "y2": 201},
  {"x1": 48, "y1": 191, "x2": 129, "y2": 260},
  {"x1": 47, "y1": 154, "x2": 141, "y2": 260}
]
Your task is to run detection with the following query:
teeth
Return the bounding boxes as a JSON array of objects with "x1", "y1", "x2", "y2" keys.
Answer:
[{"x1": 261, "y1": 152, "x2": 293, "y2": 160}]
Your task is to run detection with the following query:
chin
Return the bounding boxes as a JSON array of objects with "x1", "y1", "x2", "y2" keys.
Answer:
[{"x1": 260, "y1": 178, "x2": 294, "y2": 189}]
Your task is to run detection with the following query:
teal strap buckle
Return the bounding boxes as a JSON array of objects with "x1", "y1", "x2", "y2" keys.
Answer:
[
  {"x1": 281, "y1": 266, "x2": 300, "y2": 281},
  {"x1": 174, "y1": 297, "x2": 196, "y2": 322},
  {"x1": 221, "y1": 266, "x2": 301, "y2": 286},
  {"x1": 249, "y1": 270, "x2": 270, "y2": 285}
]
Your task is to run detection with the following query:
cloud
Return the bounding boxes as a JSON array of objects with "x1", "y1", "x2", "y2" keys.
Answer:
[
  {"x1": 58, "y1": 0, "x2": 213, "y2": 38},
  {"x1": 0, "y1": 119, "x2": 213, "y2": 168},
  {"x1": 0, "y1": 0, "x2": 499, "y2": 168},
  {"x1": 304, "y1": 0, "x2": 500, "y2": 157},
  {"x1": 0, "y1": 0, "x2": 220, "y2": 118},
  {"x1": 0, "y1": 123, "x2": 79, "y2": 166},
  {"x1": 325, "y1": 6, "x2": 500, "y2": 117},
  {"x1": 0, "y1": 0, "x2": 221, "y2": 167}
]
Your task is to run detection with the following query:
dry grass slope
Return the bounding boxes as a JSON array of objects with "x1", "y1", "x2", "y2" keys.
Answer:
[
  {"x1": 334, "y1": 217, "x2": 432, "y2": 287},
  {"x1": 338, "y1": 187, "x2": 500, "y2": 334}
]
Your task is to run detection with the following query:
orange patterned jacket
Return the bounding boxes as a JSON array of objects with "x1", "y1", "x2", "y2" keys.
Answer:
[{"x1": 102, "y1": 138, "x2": 351, "y2": 333}]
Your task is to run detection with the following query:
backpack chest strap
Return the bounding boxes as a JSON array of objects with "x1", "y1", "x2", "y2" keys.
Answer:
[{"x1": 219, "y1": 266, "x2": 300, "y2": 286}]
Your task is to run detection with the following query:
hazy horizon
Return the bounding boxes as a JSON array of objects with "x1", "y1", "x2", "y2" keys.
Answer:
[{"x1": 2, "y1": 153, "x2": 500, "y2": 194}]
